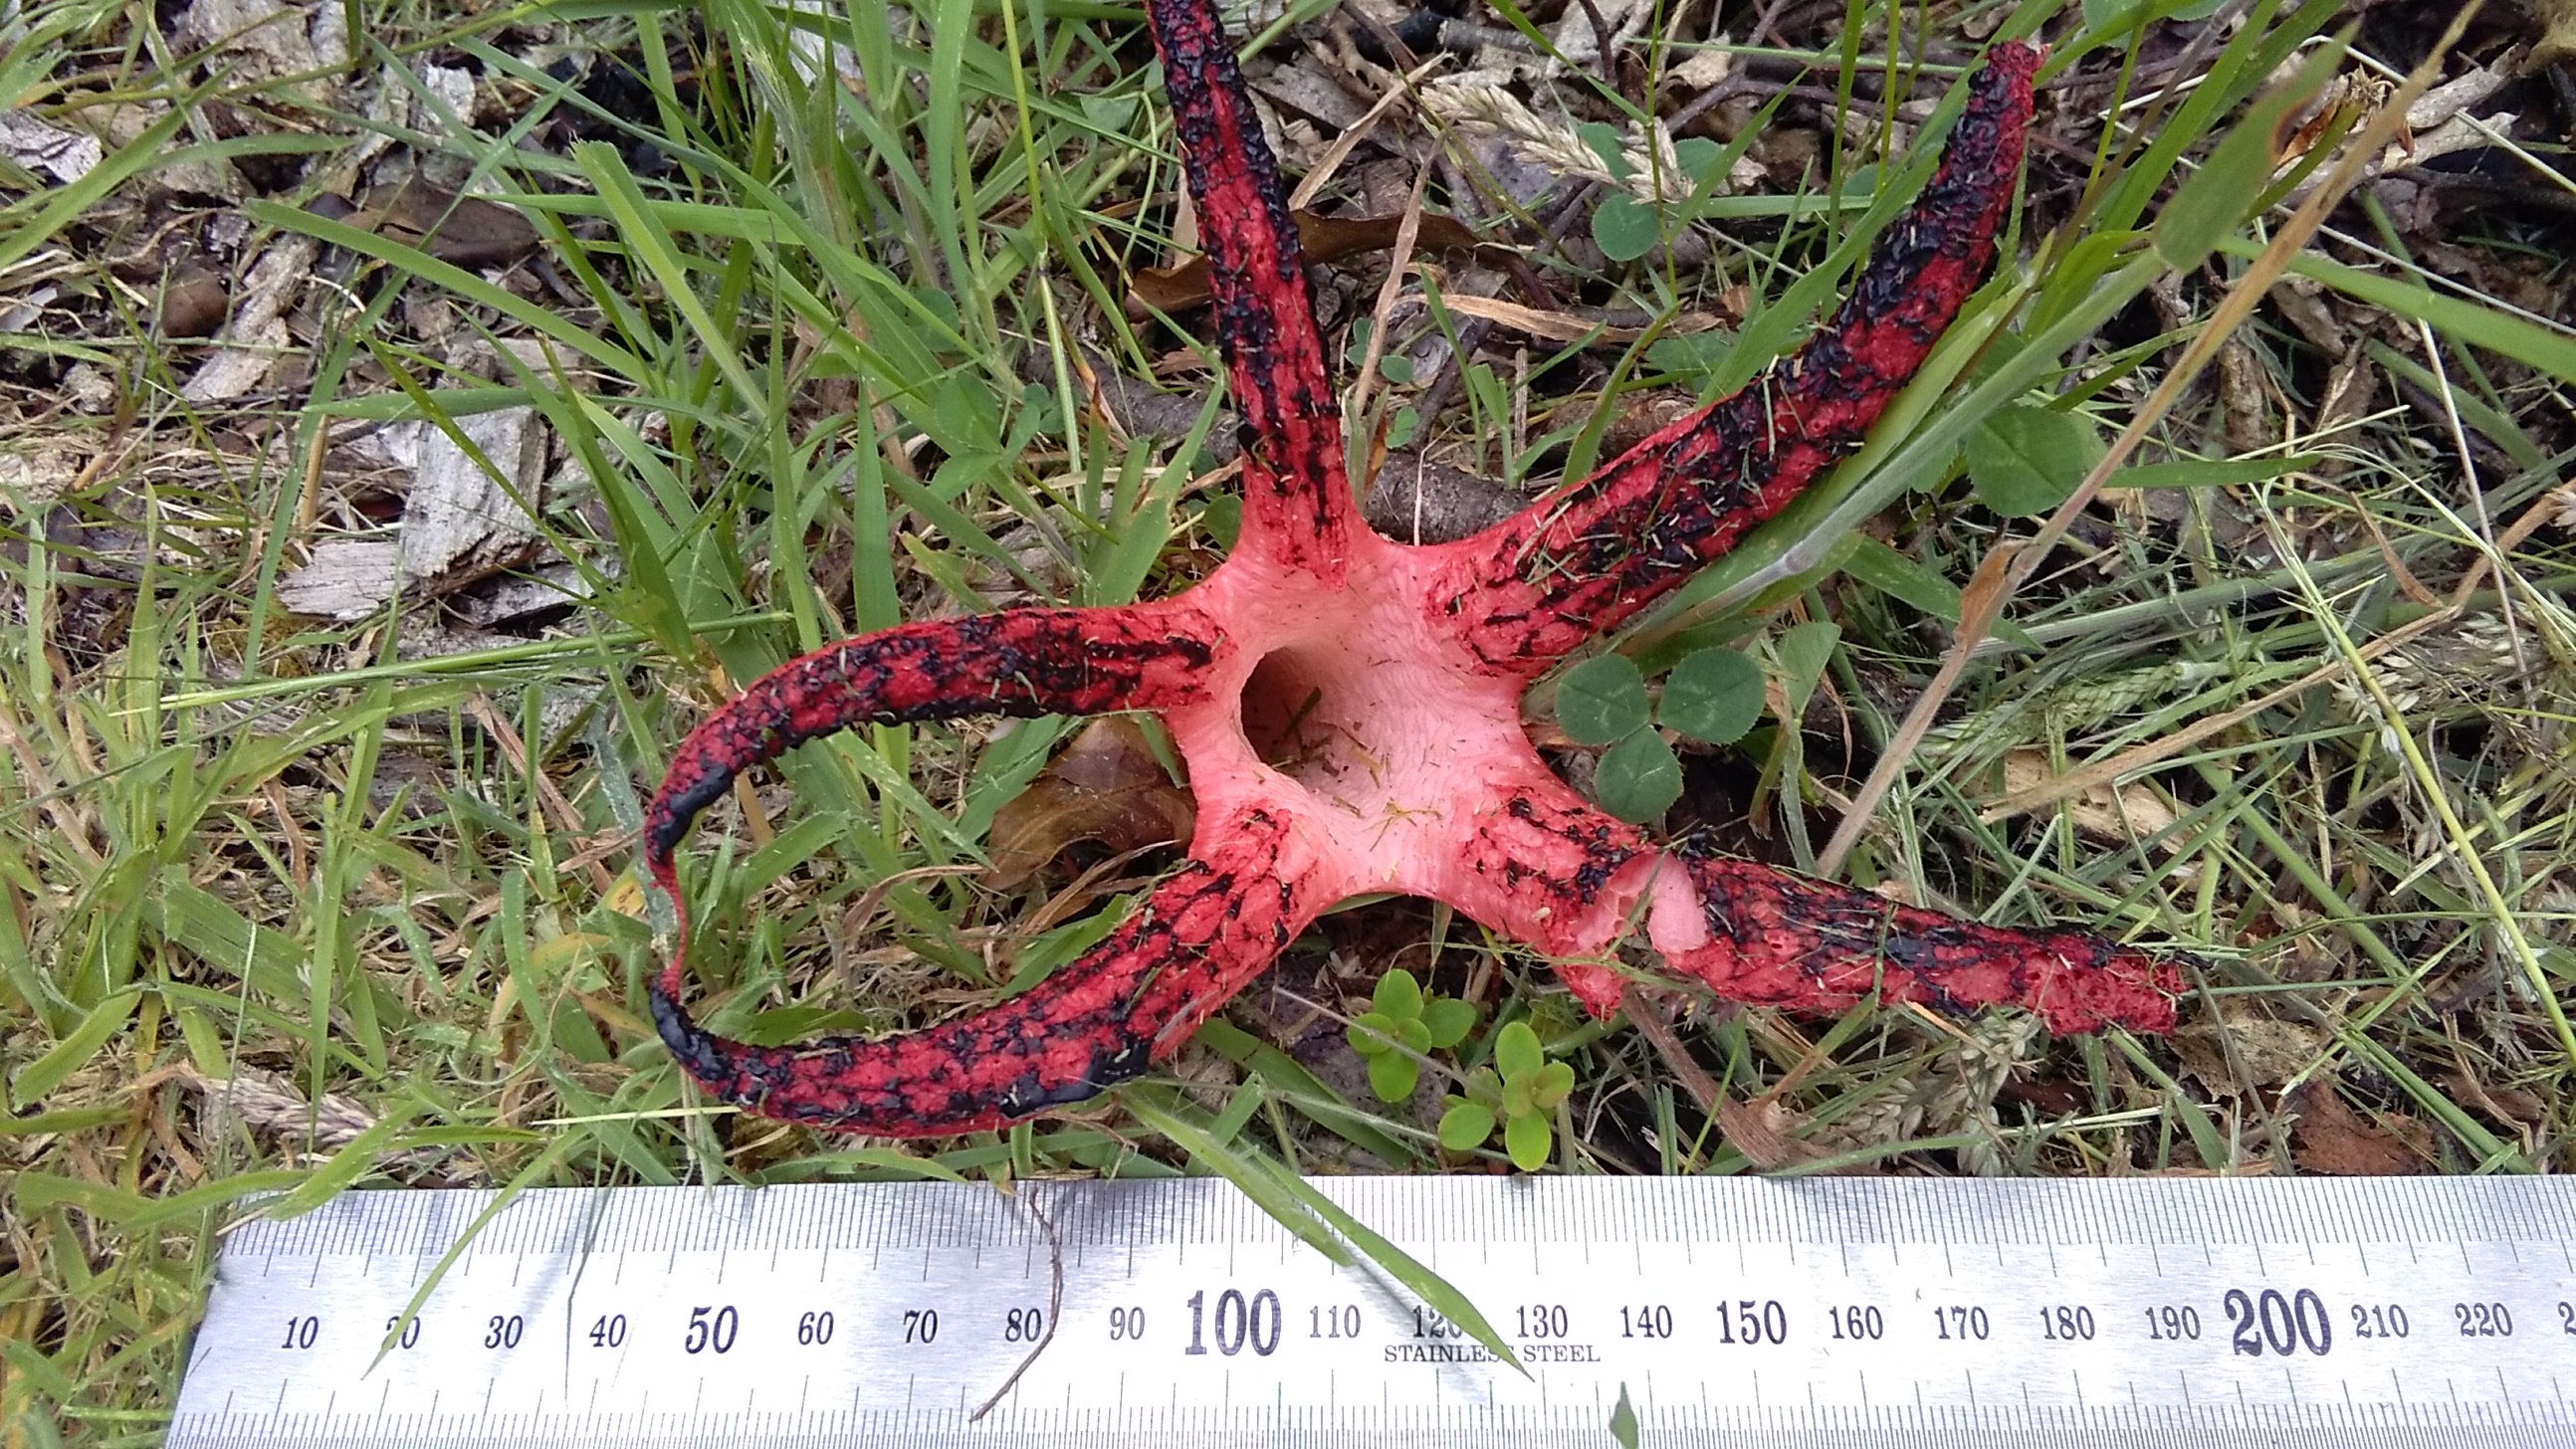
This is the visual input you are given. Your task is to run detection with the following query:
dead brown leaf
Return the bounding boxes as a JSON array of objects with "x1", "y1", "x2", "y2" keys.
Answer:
[
  {"x1": 2444, "y1": 1069, "x2": 2545, "y2": 1132},
  {"x1": 344, "y1": 175, "x2": 542, "y2": 271},
  {"x1": 2275, "y1": 72, "x2": 2400, "y2": 168},
  {"x1": 2286, "y1": 1079, "x2": 2429, "y2": 1175},
  {"x1": 986, "y1": 718, "x2": 1195, "y2": 889},
  {"x1": 1132, "y1": 211, "x2": 1492, "y2": 313}
]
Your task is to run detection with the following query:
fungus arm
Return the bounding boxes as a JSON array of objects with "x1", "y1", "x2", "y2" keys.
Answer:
[
  {"x1": 1451, "y1": 771, "x2": 2185, "y2": 1034},
  {"x1": 1144, "y1": 0, "x2": 1356, "y2": 574},
  {"x1": 1439, "y1": 44, "x2": 2041, "y2": 676},
  {"x1": 651, "y1": 808, "x2": 1320, "y2": 1137},
  {"x1": 644, "y1": 604, "x2": 1221, "y2": 874},
  {"x1": 1629, "y1": 844, "x2": 2185, "y2": 1035},
  {"x1": 644, "y1": 603, "x2": 1234, "y2": 1134}
]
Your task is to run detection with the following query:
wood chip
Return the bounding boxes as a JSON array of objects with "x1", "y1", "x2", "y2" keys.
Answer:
[
  {"x1": 178, "y1": 233, "x2": 319, "y2": 403},
  {"x1": 0, "y1": 110, "x2": 103, "y2": 184}
]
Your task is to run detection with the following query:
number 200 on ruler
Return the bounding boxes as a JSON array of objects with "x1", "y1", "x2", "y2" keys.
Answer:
[{"x1": 174, "y1": 1175, "x2": 2576, "y2": 1446}]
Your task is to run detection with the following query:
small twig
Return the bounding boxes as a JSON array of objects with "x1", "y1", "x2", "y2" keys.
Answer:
[
  {"x1": 1745, "y1": 0, "x2": 1801, "y2": 51},
  {"x1": 1344, "y1": 165, "x2": 1431, "y2": 457},
  {"x1": 1620, "y1": 985, "x2": 1721, "y2": 1115},
  {"x1": 1288, "y1": 53, "x2": 1452, "y2": 212},
  {"x1": 968, "y1": 1191, "x2": 1065, "y2": 1422}
]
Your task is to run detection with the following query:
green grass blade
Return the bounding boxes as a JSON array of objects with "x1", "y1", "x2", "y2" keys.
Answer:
[{"x1": 1252, "y1": 1158, "x2": 1529, "y2": 1376}]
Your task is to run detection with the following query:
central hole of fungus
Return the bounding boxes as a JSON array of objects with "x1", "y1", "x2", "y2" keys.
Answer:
[
  {"x1": 1236, "y1": 648, "x2": 1400, "y2": 802},
  {"x1": 1239, "y1": 645, "x2": 1372, "y2": 795}
]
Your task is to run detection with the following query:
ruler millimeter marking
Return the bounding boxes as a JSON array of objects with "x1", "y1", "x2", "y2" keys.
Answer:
[{"x1": 172, "y1": 1176, "x2": 2576, "y2": 1447}]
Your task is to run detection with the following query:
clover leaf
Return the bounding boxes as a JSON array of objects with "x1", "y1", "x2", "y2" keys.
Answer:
[
  {"x1": 1659, "y1": 647, "x2": 1764, "y2": 745},
  {"x1": 1557, "y1": 646, "x2": 1771, "y2": 824},
  {"x1": 1557, "y1": 654, "x2": 1650, "y2": 745}
]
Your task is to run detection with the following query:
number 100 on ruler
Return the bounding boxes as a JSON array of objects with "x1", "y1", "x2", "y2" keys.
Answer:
[{"x1": 172, "y1": 1175, "x2": 2576, "y2": 1446}]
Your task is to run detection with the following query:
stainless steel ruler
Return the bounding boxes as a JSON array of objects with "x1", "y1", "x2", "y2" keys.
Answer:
[{"x1": 171, "y1": 1175, "x2": 2576, "y2": 1447}]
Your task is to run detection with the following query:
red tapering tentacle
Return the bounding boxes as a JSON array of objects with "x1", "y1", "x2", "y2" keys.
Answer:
[
  {"x1": 650, "y1": 807, "x2": 1322, "y2": 1137},
  {"x1": 1435, "y1": 773, "x2": 2185, "y2": 1034},
  {"x1": 645, "y1": 602, "x2": 1229, "y2": 1119},
  {"x1": 1639, "y1": 843, "x2": 2184, "y2": 1034},
  {"x1": 645, "y1": 603, "x2": 1222, "y2": 881},
  {"x1": 1431, "y1": 44, "x2": 2041, "y2": 678},
  {"x1": 1144, "y1": 0, "x2": 1355, "y2": 577}
]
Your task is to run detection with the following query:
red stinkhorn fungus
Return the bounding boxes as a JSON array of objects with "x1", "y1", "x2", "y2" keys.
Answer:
[{"x1": 643, "y1": 18, "x2": 2186, "y2": 1137}]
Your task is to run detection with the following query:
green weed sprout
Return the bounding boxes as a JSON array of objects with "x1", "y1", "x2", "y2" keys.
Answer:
[
  {"x1": 1346, "y1": 967, "x2": 1478, "y2": 1103},
  {"x1": 1438, "y1": 1019, "x2": 1576, "y2": 1170}
]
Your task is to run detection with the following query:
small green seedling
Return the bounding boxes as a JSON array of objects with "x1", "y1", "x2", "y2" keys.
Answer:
[
  {"x1": 1437, "y1": 1019, "x2": 1576, "y2": 1171},
  {"x1": 1346, "y1": 967, "x2": 1478, "y2": 1103},
  {"x1": 1556, "y1": 647, "x2": 1767, "y2": 823}
]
